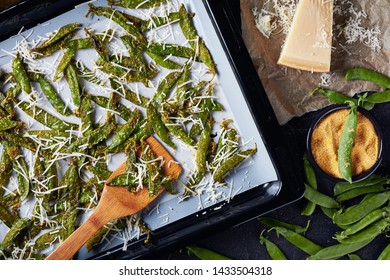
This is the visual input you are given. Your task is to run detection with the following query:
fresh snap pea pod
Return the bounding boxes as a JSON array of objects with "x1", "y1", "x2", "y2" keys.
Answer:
[
  {"x1": 338, "y1": 218, "x2": 389, "y2": 245},
  {"x1": 146, "y1": 52, "x2": 182, "y2": 70},
  {"x1": 178, "y1": 5, "x2": 216, "y2": 74},
  {"x1": 336, "y1": 183, "x2": 387, "y2": 202},
  {"x1": 88, "y1": 4, "x2": 146, "y2": 45},
  {"x1": 0, "y1": 217, "x2": 31, "y2": 250},
  {"x1": 258, "y1": 216, "x2": 309, "y2": 234},
  {"x1": 304, "y1": 184, "x2": 340, "y2": 209},
  {"x1": 333, "y1": 191, "x2": 390, "y2": 226},
  {"x1": 312, "y1": 87, "x2": 358, "y2": 105},
  {"x1": 12, "y1": 53, "x2": 32, "y2": 94},
  {"x1": 307, "y1": 237, "x2": 374, "y2": 260},
  {"x1": 18, "y1": 101, "x2": 78, "y2": 132},
  {"x1": 161, "y1": 113, "x2": 196, "y2": 146},
  {"x1": 213, "y1": 145, "x2": 257, "y2": 183},
  {"x1": 146, "y1": 43, "x2": 196, "y2": 60},
  {"x1": 272, "y1": 226, "x2": 323, "y2": 256},
  {"x1": 108, "y1": 109, "x2": 141, "y2": 150},
  {"x1": 64, "y1": 61, "x2": 81, "y2": 108},
  {"x1": 336, "y1": 207, "x2": 388, "y2": 240},
  {"x1": 33, "y1": 23, "x2": 81, "y2": 50},
  {"x1": 302, "y1": 153, "x2": 318, "y2": 216},
  {"x1": 186, "y1": 245, "x2": 231, "y2": 260},
  {"x1": 338, "y1": 105, "x2": 357, "y2": 183},
  {"x1": 84, "y1": 28, "x2": 110, "y2": 61},
  {"x1": 67, "y1": 121, "x2": 116, "y2": 153},
  {"x1": 364, "y1": 90, "x2": 390, "y2": 104},
  {"x1": 0, "y1": 146, "x2": 13, "y2": 197},
  {"x1": 108, "y1": 0, "x2": 167, "y2": 9},
  {"x1": 378, "y1": 244, "x2": 390, "y2": 260},
  {"x1": 154, "y1": 70, "x2": 183, "y2": 103},
  {"x1": 32, "y1": 73, "x2": 72, "y2": 116},
  {"x1": 333, "y1": 174, "x2": 387, "y2": 196},
  {"x1": 146, "y1": 101, "x2": 175, "y2": 149},
  {"x1": 345, "y1": 67, "x2": 390, "y2": 88},
  {"x1": 259, "y1": 231, "x2": 287, "y2": 260}
]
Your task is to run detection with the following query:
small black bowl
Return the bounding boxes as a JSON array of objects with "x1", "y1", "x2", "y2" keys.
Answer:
[{"x1": 306, "y1": 104, "x2": 383, "y2": 183}]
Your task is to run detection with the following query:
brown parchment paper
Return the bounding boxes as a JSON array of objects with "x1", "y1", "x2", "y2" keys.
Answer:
[{"x1": 240, "y1": 0, "x2": 390, "y2": 124}]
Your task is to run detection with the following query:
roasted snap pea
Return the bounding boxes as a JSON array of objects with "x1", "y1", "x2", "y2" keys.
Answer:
[
  {"x1": 12, "y1": 54, "x2": 32, "y2": 94},
  {"x1": 213, "y1": 145, "x2": 257, "y2": 183},
  {"x1": 33, "y1": 23, "x2": 81, "y2": 50},
  {"x1": 161, "y1": 113, "x2": 196, "y2": 146},
  {"x1": 64, "y1": 61, "x2": 82, "y2": 108},
  {"x1": 195, "y1": 122, "x2": 211, "y2": 175},
  {"x1": 146, "y1": 101, "x2": 175, "y2": 149},
  {"x1": 146, "y1": 43, "x2": 196, "y2": 60},
  {"x1": 0, "y1": 145, "x2": 13, "y2": 197},
  {"x1": 108, "y1": 109, "x2": 141, "y2": 150},
  {"x1": 338, "y1": 105, "x2": 357, "y2": 183},
  {"x1": 186, "y1": 245, "x2": 231, "y2": 260},
  {"x1": 0, "y1": 202, "x2": 18, "y2": 228},
  {"x1": 0, "y1": 132, "x2": 36, "y2": 153},
  {"x1": 0, "y1": 217, "x2": 31, "y2": 250},
  {"x1": 108, "y1": 0, "x2": 167, "y2": 9},
  {"x1": 345, "y1": 67, "x2": 390, "y2": 88},
  {"x1": 178, "y1": 5, "x2": 216, "y2": 74},
  {"x1": 154, "y1": 71, "x2": 183, "y2": 103},
  {"x1": 140, "y1": 12, "x2": 194, "y2": 32},
  {"x1": 54, "y1": 48, "x2": 76, "y2": 81},
  {"x1": 84, "y1": 28, "x2": 110, "y2": 61},
  {"x1": 259, "y1": 231, "x2": 287, "y2": 260},
  {"x1": 31, "y1": 33, "x2": 74, "y2": 57},
  {"x1": 333, "y1": 191, "x2": 390, "y2": 226},
  {"x1": 146, "y1": 52, "x2": 182, "y2": 70}
]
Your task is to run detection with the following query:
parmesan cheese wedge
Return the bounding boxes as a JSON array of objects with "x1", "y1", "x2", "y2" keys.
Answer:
[{"x1": 277, "y1": 0, "x2": 334, "y2": 72}]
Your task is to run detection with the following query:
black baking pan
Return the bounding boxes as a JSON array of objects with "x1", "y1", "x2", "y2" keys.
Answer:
[{"x1": 0, "y1": 0, "x2": 304, "y2": 259}]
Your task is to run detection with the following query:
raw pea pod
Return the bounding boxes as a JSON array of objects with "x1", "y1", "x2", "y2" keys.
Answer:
[
  {"x1": 336, "y1": 183, "x2": 387, "y2": 202},
  {"x1": 348, "y1": 254, "x2": 361, "y2": 260},
  {"x1": 335, "y1": 207, "x2": 388, "y2": 240},
  {"x1": 338, "y1": 104, "x2": 357, "y2": 183},
  {"x1": 12, "y1": 53, "x2": 32, "y2": 94},
  {"x1": 333, "y1": 174, "x2": 387, "y2": 196},
  {"x1": 333, "y1": 191, "x2": 390, "y2": 226},
  {"x1": 32, "y1": 73, "x2": 72, "y2": 116},
  {"x1": 337, "y1": 218, "x2": 389, "y2": 244},
  {"x1": 345, "y1": 67, "x2": 390, "y2": 88},
  {"x1": 258, "y1": 216, "x2": 309, "y2": 234},
  {"x1": 18, "y1": 101, "x2": 78, "y2": 132},
  {"x1": 178, "y1": 4, "x2": 216, "y2": 74},
  {"x1": 307, "y1": 238, "x2": 375, "y2": 260},
  {"x1": 259, "y1": 232, "x2": 287, "y2": 260},
  {"x1": 212, "y1": 145, "x2": 257, "y2": 183},
  {"x1": 108, "y1": 0, "x2": 167, "y2": 9},
  {"x1": 312, "y1": 87, "x2": 358, "y2": 106},
  {"x1": 186, "y1": 245, "x2": 231, "y2": 260},
  {"x1": 0, "y1": 217, "x2": 31, "y2": 250},
  {"x1": 146, "y1": 101, "x2": 175, "y2": 149},
  {"x1": 271, "y1": 226, "x2": 323, "y2": 256},
  {"x1": 302, "y1": 153, "x2": 318, "y2": 216},
  {"x1": 378, "y1": 244, "x2": 390, "y2": 260},
  {"x1": 364, "y1": 90, "x2": 390, "y2": 104},
  {"x1": 304, "y1": 184, "x2": 340, "y2": 209}
]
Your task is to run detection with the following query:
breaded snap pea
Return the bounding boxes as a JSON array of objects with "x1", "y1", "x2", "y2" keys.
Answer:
[
  {"x1": 53, "y1": 48, "x2": 76, "y2": 81},
  {"x1": 178, "y1": 5, "x2": 216, "y2": 74},
  {"x1": 213, "y1": 145, "x2": 257, "y2": 183},
  {"x1": 0, "y1": 217, "x2": 31, "y2": 250},
  {"x1": 18, "y1": 101, "x2": 78, "y2": 132},
  {"x1": 108, "y1": 0, "x2": 167, "y2": 9},
  {"x1": 146, "y1": 43, "x2": 196, "y2": 60},
  {"x1": 84, "y1": 28, "x2": 110, "y2": 61},
  {"x1": 0, "y1": 145, "x2": 13, "y2": 197},
  {"x1": 0, "y1": 132, "x2": 36, "y2": 153},
  {"x1": 12, "y1": 53, "x2": 32, "y2": 94},
  {"x1": 32, "y1": 73, "x2": 72, "y2": 116},
  {"x1": 64, "y1": 61, "x2": 82, "y2": 108},
  {"x1": 195, "y1": 122, "x2": 211, "y2": 175},
  {"x1": 161, "y1": 113, "x2": 196, "y2": 146},
  {"x1": 0, "y1": 203, "x2": 18, "y2": 228},
  {"x1": 30, "y1": 33, "x2": 74, "y2": 57},
  {"x1": 108, "y1": 109, "x2": 142, "y2": 150},
  {"x1": 140, "y1": 12, "x2": 194, "y2": 32},
  {"x1": 154, "y1": 71, "x2": 183, "y2": 103},
  {"x1": 146, "y1": 101, "x2": 175, "y2": 149},
  {"x1": 32, "y1": 23, "x2": 81, "y2": 51},
  {"x1": 146, "y1": 52, "x2": 182, "y2": 70},
  {"x1": 0, "y1": 117, "x2": 21, "y2": 131}
]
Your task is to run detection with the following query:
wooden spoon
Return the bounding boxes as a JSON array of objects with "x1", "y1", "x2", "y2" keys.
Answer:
[{"x1": 46, "y1": 136, "x2": 181, "y2": 260}]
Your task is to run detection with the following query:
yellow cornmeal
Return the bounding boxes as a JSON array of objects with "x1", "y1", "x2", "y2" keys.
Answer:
[{"x1": 311, "y1": 109, "x2": 379, "y2": 179}]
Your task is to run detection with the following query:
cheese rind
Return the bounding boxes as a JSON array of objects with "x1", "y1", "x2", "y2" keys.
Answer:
[{"x1": 277, "y1": 0, "x2": 334, "y2": 72}]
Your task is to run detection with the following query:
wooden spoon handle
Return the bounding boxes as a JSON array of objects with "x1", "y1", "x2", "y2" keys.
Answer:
[{"x1": 46, "y1": 211, "x2": 108, "y2": 260}]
